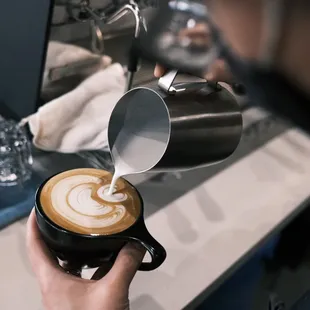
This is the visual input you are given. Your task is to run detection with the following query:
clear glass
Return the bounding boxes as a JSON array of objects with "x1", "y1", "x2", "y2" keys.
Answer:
[{"x1": 0, "y1": 119, "x2": 33, "y2": 186}]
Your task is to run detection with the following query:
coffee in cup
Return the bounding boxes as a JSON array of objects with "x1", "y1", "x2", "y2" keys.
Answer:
[
  {"x1": 35, "y1": 168, "x2": 166, "y2": 272},
  {"x1": 40, "y1": 168, "x2": 141, "y2": 235}
]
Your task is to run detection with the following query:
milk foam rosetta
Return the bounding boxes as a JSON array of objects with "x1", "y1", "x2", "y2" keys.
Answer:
[{"x1": 40, "y1": 169, "x2": 141, "y2": 235}]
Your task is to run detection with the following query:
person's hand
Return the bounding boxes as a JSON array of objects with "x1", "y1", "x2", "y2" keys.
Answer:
[
  {"x1": 154, "y1": 59, "x2": 233, "y2": 85},
  {"x1": 26, "y1": 209, "x2": 145, "y2": 310}
]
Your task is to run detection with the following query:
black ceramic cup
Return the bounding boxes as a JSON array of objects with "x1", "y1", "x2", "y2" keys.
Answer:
[{"x1": 35, "y1": 174, "x2": 166, "y2": 273}]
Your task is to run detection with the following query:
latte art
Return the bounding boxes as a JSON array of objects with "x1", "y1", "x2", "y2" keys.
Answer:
[
  {"x1": 97, "y1": 185, "x2": 128, "y2": 203},
  {"x1": 54, "y1": 177, "x2": 126, "y2": 227},
  {"x1": 40, "y1": 169, "x2": 141, "y2": 235}
]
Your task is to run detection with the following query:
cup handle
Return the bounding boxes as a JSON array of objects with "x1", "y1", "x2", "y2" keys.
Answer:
[{"x1": 129, "y1": 223, "x2": 167, "y2": 271}]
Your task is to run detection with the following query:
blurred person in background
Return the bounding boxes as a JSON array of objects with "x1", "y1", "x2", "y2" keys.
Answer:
[{"x1": 156, "y1": 0, "x2": 310, "y2": 111}]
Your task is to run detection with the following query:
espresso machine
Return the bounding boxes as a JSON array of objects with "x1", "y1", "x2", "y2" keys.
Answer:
[{"x1": 0, "y1": 0, "x2": 152, "y2": 121}]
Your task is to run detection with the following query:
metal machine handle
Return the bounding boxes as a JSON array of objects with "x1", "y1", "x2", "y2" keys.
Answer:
[
  {"x1": 90, "y1": 20, "x2": 104, "y2": 54},
  {"x1": 56, "y1": 0, "x2": 147, "y2": 92},
  {"x1": 64, "y1": 0, "x2": 147, "y2": 33}
]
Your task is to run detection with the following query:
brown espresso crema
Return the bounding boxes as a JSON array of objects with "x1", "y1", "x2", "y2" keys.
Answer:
[{"x1": 39, "y1": 168, "x2": 141, "y2": 235}]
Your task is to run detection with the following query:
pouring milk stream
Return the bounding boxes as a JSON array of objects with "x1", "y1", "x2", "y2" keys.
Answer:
[{"x1": 107, "y1": 89, "x2": 170, "y2": 195}]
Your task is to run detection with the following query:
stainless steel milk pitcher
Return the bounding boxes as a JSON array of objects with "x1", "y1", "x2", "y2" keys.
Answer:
[{"x1": 107, "y1": 71, "x2": 243, "y2": 174}]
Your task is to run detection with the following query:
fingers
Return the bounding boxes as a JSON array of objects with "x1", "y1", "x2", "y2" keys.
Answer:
[
  {"x1": 26, "y1": 209, "x2": 61, "y2": 282},
  {"x1": 154, "y1": 64, "x2": 166, "y2": 78},
  {"x1": 205, "y1": 59, "x2": 233, "y2": 84},
  {"x1": 104, "y1": 242, "x2": 146, "y2": 291},
  {"x1": 91, "y1": 262, "x2": 113, "y2": 281}
]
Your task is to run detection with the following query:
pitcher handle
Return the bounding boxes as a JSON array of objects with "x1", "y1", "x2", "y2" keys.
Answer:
[{"x1": 158, "y1": 70, "x2": 220, "y2": 95}]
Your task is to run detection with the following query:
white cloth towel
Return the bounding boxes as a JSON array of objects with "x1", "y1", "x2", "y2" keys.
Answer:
[
  {"x1": 22, "y1": 63, "x2": 126, "y2": 153},
  {"x1": 42, "y1": 41, "x2": 112, "y2": 88}
]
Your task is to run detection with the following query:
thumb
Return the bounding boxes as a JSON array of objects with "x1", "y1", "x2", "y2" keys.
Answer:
[
  {"x1": 104, "y1": 243, "x2": 146, "y2": 291},
  {"x1": 26, "y1": 209, "x2": 62, "y2": 283},
  {"x1": 154, "y1": 64, "x2": 166, "y2": 78},
  {"x1": 205, "y1": 59, "x2": 233, "y2": 84}
]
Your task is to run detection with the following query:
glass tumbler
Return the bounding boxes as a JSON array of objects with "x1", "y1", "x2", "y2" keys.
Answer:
[{"x1": 0, "y1": 119, "x2": 33, "y2": 187}]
